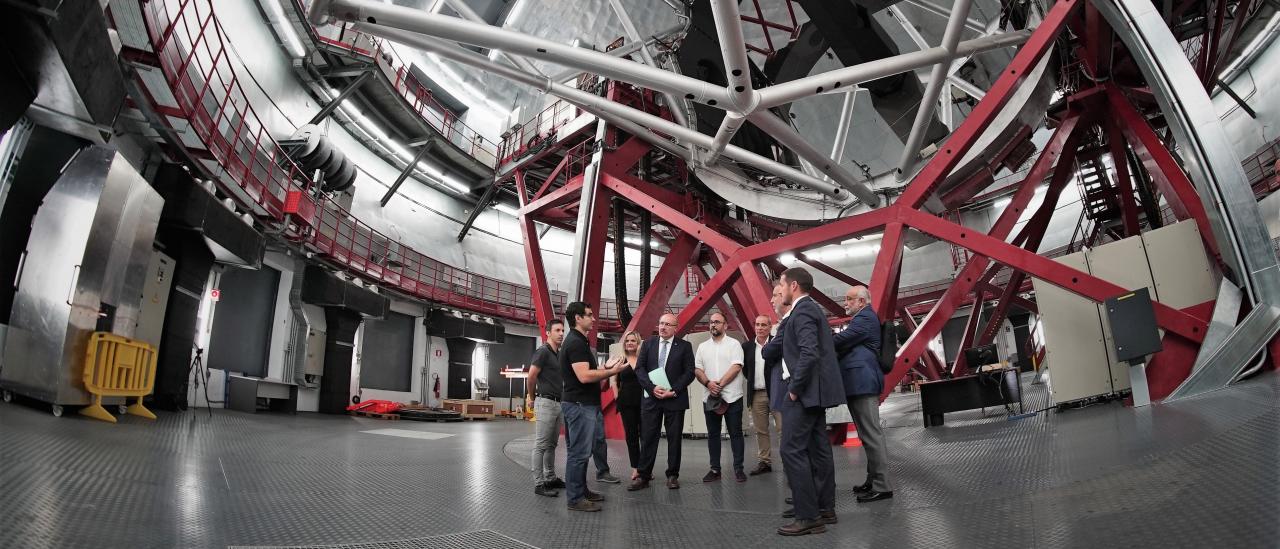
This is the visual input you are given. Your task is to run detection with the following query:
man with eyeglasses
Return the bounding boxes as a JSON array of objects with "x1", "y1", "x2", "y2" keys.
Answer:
[
  {"x1": 630, "y1": 313, "x2": 696, "y2": 491},
  {"x1": 694, "y1": 311, "x2": 747, "y2": 483}
]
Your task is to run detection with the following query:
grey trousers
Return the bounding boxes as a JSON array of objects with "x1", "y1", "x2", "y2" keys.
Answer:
[
  {"x1": 531, "y1": 397, "x2": 563, "y2": 484},
  {"x1": 848, "y1": 394, "x2": 892, "y2": 492}
]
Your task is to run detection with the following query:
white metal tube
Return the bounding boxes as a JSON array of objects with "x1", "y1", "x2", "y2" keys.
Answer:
[
  {"x1": 568, "y1": 119, "x2": 609, "y2": 301},
  {"x1": 313, "y1": 0, "x2": 734, "y2": 106},
  {"x1": 897, "y1": 0, "x2": 975, "y2": 177},
  {"x1": 706, "y1": 112, "x2": 745, "y2": 164},
  {"x1": 830, "y1": 89, "x2": 859, "y2": 164},
  {"x1": 605, "y1": 0, "x2": 691, "y2": 128},
  {"x1": 747, "y1": 111, "x2": 880, "y2": 205},
  {"x1": 949, "y1": 75, "x2": 986, "y2": 99},
  {"x1": 358, "y1": 24, "x2": 848, "y2": 199},
  {"x1": 939, "y1": 82, "x2": 954, "y2": 129},
  {"x1": 754, "y1": 30, "x2": 1030, "y2": 108},
  {"x1": 709, "y1": 0, "x2": 756, "y2": 110}
]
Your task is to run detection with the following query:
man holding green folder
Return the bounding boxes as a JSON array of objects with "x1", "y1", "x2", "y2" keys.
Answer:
[{"x1": 629, "y1": 313, "x2": 696, "y2": 491}]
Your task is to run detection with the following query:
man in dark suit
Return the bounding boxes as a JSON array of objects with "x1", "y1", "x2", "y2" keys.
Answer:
[
  {"x1": 773, "y1": 267, "x2": 844, "y2": 536},
  {"x1": 834, "y1": 285, "x2": 893, "y2": 503},
  {"x1": 630, "y1": 313, "x2": 696, "y2": 491},
  {"x1": 743, "y1": 314, "x2": 779, "y2": 475}
]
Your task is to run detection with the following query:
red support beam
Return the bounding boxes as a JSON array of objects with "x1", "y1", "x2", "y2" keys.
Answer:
[
  {"x1": 739, "y1": 260, "x2": 780, "y2": 322},
  {"x1": 869, "y1": 222, "x2": 906, "y2": 317},
  {"x1": 895, "y1": 0, "x2": 1083, "y2": 209},
  {"x1": 1107, "y1": 116, "x2": 1143, "y2": 236},
  {"x1": 900, "y1": 208, "x2": 1208, "y2": 343},
  {"x1": 531, "y1": 153, "x2": 573, "y2": 202},
  {"x1": 796, "y1": 253, "x2": 868, "y2": 288},
  {"x1": 625, "y1": 233, "x2": 700, "y2": 335},
  {"x1": 708, "y1": 253, "x2": 757, "y2": 334},
  {"x1": 744, "y1": 208, "x2": 894, "y2": 261},
  {"x1": 515, "y1": 171, "x2": 557, "y2": 337},
  {"x1": 521, "y1": 176, "x2": 583, "y2": 216},
  {"x1": 884, "y1": 113, "x2": 1087, "y2": 396},
  {"x1": 898, "y1": 308, "x2": 945, "y2": 380},
  {"x1": 952, "y1": 292, "x2": 988, "y2": 376},
  {"x1": 676, "y1": 250, "x2": 748, "y2": 335},
  {"x1": 694, "y1": 262, "x2": 746, "y2": 335},
  {"x1": 599, "y1": 173, "x2": 742, "y2": 255},
  {"x1": 765, "y1": 257, "x2": 844, "y2": 317},
  {"x1": 1107, "y1": 85, "x2": 1221, "y2": 260}
]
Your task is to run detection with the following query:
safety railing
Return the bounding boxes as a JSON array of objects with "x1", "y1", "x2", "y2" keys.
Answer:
[
  {"x1": 307, "y1": 14, "x2": 499, "y2": 167},
  {"x1": 497, "y1": 76, "x2": 600, "y2": 166},
  {"x1": 1241, "y1": 137, "x2": 1280, "y2": 198}
]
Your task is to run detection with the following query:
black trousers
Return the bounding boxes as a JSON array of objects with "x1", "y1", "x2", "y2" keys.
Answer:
[
  {"x1": 638, "y1": 403, "x2": 686, "y2": 479},
  {"x1": 705, "y1": 399, "x2": 745, "y2": 472},
  {"x1": 619, "y1": 403, "x2": 643, "y2": 469},
  {"x1": 780, "y1": 400, "x2": 835, "y2": 521}
]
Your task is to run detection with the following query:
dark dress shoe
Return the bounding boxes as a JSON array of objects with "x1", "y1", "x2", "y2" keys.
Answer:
[
  {"x1": 567, "y1": 499, "x2": 601, "y2": 512},
  {"x1": 534, "y1": 483, "x2": 560, "y2": 497},
  {"x1": 749, "y1": 462, "x2": 772, "y2": 475},
  {"x1": 819, "y1": 510, "x2": 838, "y2": 525},
  {"x1": 777, "y1": 519, "x2": 826, "y2": 536},
  {"x1": 853, "y1": 481, "x2": 872, "y2": 494},
  {"x1": 585, "y1": 490, "x2": 605, "y2": 502},
  {"x1": 856, "y1": 490, "x2": 893, "y2": 503},
  {"x1": 545, "y1": 477, "x2": 566, "y2": 489},
  {"x1": 666, "y1": 477, "x2": 680, "y2": 489},
  {"x1": 782, "y1": 507, "x2": 795, "y2": 518},
  {"x1": 734, "y1": 470, "x2": 748, "y2": 483},
  {"x1": 702, "y1": 469, "x2": 721, "y2": 483},
  {"x1": 627, "y1": 478, "x2": 650, "y2": 491}
]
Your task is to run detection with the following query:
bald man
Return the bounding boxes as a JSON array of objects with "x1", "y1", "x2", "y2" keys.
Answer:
[
  {"x1": 631, "y1": 313, "x2": 696, "y2": 490},
  {"x1": 834, "y1": 285, "x2": 893, "y2": 502}
]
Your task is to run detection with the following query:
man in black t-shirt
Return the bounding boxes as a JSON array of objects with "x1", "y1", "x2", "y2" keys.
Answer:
[
  {"x1": 559, "y1": 301, "x2": 621, "y2": 512},
  {"x1": 526, "y1": 319, "x2": 565, "y2": 497}
]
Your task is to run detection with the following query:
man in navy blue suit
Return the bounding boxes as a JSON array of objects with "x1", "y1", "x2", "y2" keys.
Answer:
[
  {"x1": 834, "y1": 285, "x2": 893, "y2": 503},
  {"x1": 772, "y1": 268, "x2": 845, "y2": 536},
  {"x1": 630, "y1": 313, "x2": 696, "y2": 491}
]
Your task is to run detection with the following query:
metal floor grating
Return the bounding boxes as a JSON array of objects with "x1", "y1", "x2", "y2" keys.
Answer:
[
  {"x1": 229, "y1": 529, "x2": 538, "y2": 549},
  {"x1": 2, "y1": 371, "x2": 1279, "y2": 548}
]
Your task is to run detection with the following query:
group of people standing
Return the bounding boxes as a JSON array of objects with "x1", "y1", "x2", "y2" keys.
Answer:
[{"x1": 524, "y1": 266, "x2": 893, "y2": 536}]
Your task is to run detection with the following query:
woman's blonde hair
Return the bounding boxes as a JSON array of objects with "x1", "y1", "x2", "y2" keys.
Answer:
[{"x1": 621, "y1": 330, "x2": 643, "y2": 355}]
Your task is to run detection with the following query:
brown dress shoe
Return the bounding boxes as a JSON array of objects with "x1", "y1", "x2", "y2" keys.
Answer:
[
  {"x1": 777, "y1": 519, "x2": 826, "y2": 536},
  {"x1": 666, "y1": 476, "x2": 680, "y2": 489},
  {"x1": 627, "y1": 478, "x2": 650, "y2": 491},
  {"x1": 749, "y1": 462, "x2": 772, "y2": 475},
  {"x1": 819, "y1": 510, "x2": 838, "y2": 525},
  {"x1": 584, "y1": 490, "x2": 604, "y2": 502}
]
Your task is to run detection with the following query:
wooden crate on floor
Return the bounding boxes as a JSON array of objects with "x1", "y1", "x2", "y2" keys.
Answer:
[{"x1": 442, "y1": 399, "x2": 495, "y2": 420}]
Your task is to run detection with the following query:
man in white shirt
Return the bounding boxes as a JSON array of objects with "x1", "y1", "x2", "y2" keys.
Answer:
[
  {"x1": 694, "y1": 311, "x2": 747, "y2": 483},
  {"x1": 743, "y1": 314, "x2": 780, "y2": 475}
]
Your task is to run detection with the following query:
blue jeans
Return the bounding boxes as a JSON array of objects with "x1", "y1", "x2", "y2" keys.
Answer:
[
  {"x1": 705, "y1": 398, "x2": 746, "y2": 473},
  {"x1": 562, "y1": 404, "x2": 611, "y2": 475},
  {"x1": 561, "y1": 401, "x2": 599, "y2": 504}
]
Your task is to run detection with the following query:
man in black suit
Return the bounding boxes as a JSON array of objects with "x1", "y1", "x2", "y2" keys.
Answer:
[
  {"x1": 773, "y1": 267, "x2": 845, "y2": 536},
  {"x1": 630, "y1": 313, "x2": 696, "y2": 490},
  {"x1": 742, "y1": 314, "x2": 779, "y2": 475}
]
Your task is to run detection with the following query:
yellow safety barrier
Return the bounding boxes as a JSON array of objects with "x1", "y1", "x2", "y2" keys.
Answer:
[{"x1": 81, "y1": 332, "x2": 158, "y2": 423}]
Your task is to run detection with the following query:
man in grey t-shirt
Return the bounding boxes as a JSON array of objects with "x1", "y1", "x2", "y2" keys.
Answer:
[{"x1": 526, "y1": 319, "x2": 565, "y2": 496}]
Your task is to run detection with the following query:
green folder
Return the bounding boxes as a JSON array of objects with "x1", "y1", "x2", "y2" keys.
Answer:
[{"x1": 645, "y1": 367, "x2": 672, "y2": 398}]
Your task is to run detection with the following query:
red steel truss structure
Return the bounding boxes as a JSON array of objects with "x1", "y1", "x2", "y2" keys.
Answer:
[{"x1": 508, "y1": 0, "x2": 1270, "y2": 406}]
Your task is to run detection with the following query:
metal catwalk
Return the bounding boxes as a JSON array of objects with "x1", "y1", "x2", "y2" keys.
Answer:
[{"x1": 1, "y1": 371, "x2": 1276, "y2": 548}]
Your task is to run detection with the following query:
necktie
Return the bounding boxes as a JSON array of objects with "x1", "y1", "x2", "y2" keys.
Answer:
[{"x1": 659, "y1": 340, "x2": 669, "y2": 372}]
